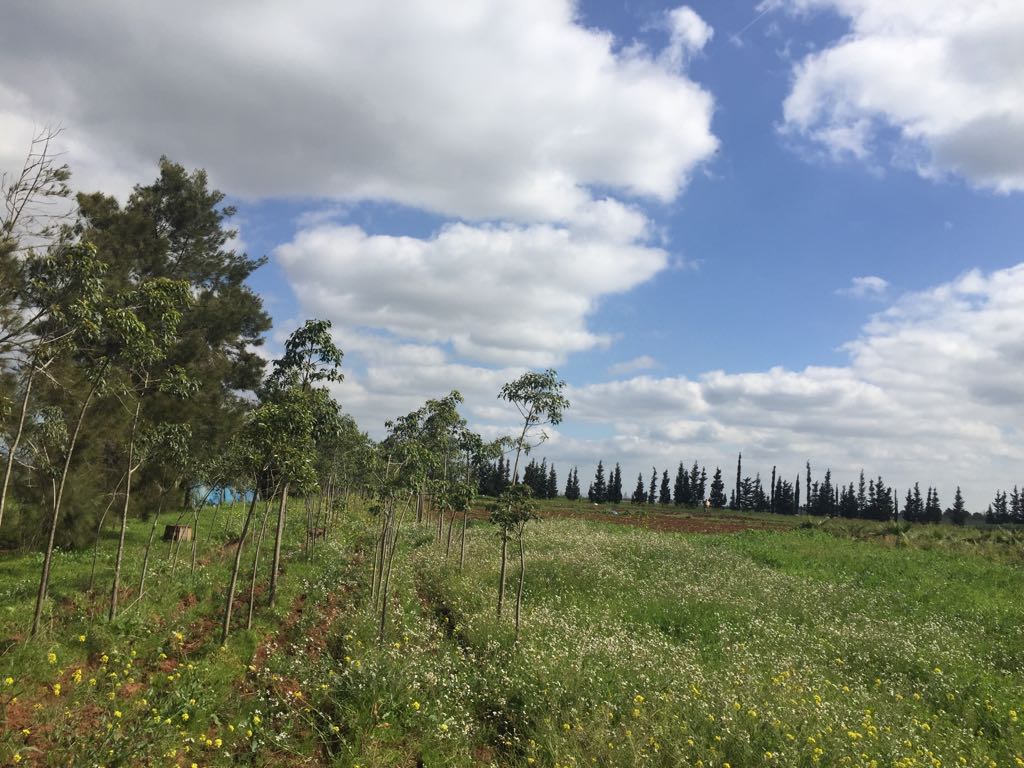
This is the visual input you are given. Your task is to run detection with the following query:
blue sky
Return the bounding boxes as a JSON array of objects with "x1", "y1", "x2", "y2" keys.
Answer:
[{"x1": 2, "y1": 0, "x2": 1023, "y2": 507}]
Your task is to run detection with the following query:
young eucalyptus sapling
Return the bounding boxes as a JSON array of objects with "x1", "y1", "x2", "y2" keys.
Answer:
[{"x1": 493, "y1": 369, "x2": 568, "y2": 625}]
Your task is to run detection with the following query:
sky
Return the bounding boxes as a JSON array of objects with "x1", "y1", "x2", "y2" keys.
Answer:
[{"x1": 2, "y1": 0, "x2": 1023, "y2": 510}]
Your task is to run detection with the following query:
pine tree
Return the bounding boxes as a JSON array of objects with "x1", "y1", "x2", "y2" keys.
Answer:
[
  {"x1": 659, "y1": 470, "x2": 671, "y2": 505},
  {"x1": 648, "y1": 467, "x2": 657, "y2": 505},
  {"x1": 591, "y1": 461, "x2": 607, "y2": 503},
  {"x1": 951, "y1": 486, "x2": 967, "y2": 526},
  {"x1": 733, "y1": 452, "x2": 742, "y2": 510},
  {"x1": 709, "y1": 467, "x2": 726, "y2": 508},
  {"x1": 697, "y1": 465, "x2": 707, "y2": 504},
  {"x1": 1010, "y1": 486, "x2": 1023, "y2": 524},
  {"x1": 673, "y1": 462, "x2": 687, "y2": 506},
  {"x1": 805, "y1": 462, "x2": 812, "y2": 514},
  {"x1": 795, "y1": 475, "x2": 801, "y2": 514},
  {"x1": 689, "y1": 461, "x2": 701, "y2": 505},
  {"x1": 547, "y1": 464, "x2": 558, "y2": 499},
  {"x1": 609, "y1": 463, "x2": 623, "y2": 504},
  {"x1": 770, "y1": 465, "x2": 776, "y2": 513},
  {"x1": 564, "y1": 466, "x2": 575, "y2": 499},
  {"x1": 631, "y1": 473, "x2": 646, "y2": 504},
  {"x1": 856, "y1": 470, "x2": 867, "y2": 516}
]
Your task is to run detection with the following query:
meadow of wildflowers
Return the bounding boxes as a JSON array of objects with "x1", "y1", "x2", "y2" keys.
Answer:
[{"x1": 2, "y1": 502, "x2": 1024, "y2": 767}]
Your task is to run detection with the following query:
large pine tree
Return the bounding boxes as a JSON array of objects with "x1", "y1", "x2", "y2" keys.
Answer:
[
  {"x1": 708, "y1": 467, "x2": 726, "y2": 508},
  {"x1": 631, "y1": 473, "x2": 646, "y2": 504},
  {"x1": 659, "y1": 470, "x2": 671, "y2": 505},
  {"x1": 591, "y1": 461, "x2": 607, "y2": 503},
  {"x1": 609, "y1": 463, "x2": 623, "y2": 504}
]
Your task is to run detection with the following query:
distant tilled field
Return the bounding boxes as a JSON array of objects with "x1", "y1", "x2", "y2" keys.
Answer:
[{"x1": 3, "y1": 501, "x2": 1024, "y2": 767}]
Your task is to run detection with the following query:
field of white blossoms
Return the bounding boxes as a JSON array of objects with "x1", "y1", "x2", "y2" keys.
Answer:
[{"x1": 3, "y1": 503, "x2": 1024, "y2": 767}]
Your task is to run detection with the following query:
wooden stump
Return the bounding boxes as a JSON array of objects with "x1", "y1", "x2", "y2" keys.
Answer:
[{"x1": 162, "y1": 524, "x2": 193, "y2": 542}]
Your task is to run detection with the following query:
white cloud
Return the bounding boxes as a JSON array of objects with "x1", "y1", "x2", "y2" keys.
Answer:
[
  {"x1": 838, "y1": 275, "x2": 889, "y2": 298},
  {"x1": 608, "y1": 355, "x2": 658, "y2": 376},
  {"x1": 0, "y1": 0, "x2": 717, "y2": 220},
  {"x1": 772, "y1": 0, "x2": 1024, "y2": 192},
  {"x1": 276, "y1": 216, "x2": 668, "y2": 367},
  {"x1": 662, "y1": 6, "x2": 714, "y2": 70}
]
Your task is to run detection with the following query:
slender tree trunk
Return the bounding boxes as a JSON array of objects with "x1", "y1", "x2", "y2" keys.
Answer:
[
  {"x1": 371, "y1": 505, "x2": 388, "y2": 612},
  {"x1": 496, "y1": 528, "x2": 508, "y2": 618},
  {"x1": 138, "y1": 492, "x2": 167, "y2": 600},
  {"x1": 221, "y1": 491, "x2": 261, "y2": 644},
  {"x1": 31, "y1": 378, "x2": 100, "y2": 637},
  {"x1": 0, "y1": 364, "x2": 36, "y2": 530},
  {"x1": 189, "y1": 480, "x2": 221, "y2": 575},
  {"x1": 378, "y1": 497, "x2": 410, "y2": 642},
  {"x1": 459, "y1": 509, "x2": 468, "y2": 572},
  {"x1": 268, "y1": 483, "x2": 289, "y2": 607},
  {"x1": 312, "y1": 489, "x2": 325, "y2": 556},
  {"x1": 109, "y1": 389, "x2": 144, "y2": 622},
  {"x1": 247, "y1": 494, "x2": 274, "y2": 631},
  {"x1": 88, "y1": 484, "x2": 124, "y2": 593},
  {"x1": 444, "y1": 506, "x2": 455, "y2": 558},
  {"x1": 515, "y1": 526, "x2": 526, "y2": 641}
]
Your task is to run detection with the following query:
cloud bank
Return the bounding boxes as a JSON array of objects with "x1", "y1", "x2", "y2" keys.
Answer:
[{"x1": 774, "y1": 0, "x2": 1024, "y2": 192}]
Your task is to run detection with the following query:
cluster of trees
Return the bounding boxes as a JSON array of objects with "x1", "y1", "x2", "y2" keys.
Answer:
[
  {"x1": 568, "y1": 452, "x2": 979, "y2": 526},
  {"x1": 1, "y1": 137, "x2": 572, "y2": 648},
  {"x1": 986, "y1": 487, "x2": 1024, "y2": 525}
]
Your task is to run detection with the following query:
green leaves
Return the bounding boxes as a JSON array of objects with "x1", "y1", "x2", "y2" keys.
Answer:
[
  {"x1": 498, "y1": 369, "x2": 569, "y2": 428},
  {"x1": 269, "y1": 318, "x2": 344, "y2": 390},
  {"x1": 489, "y1": 484, "x2": 537, "y2": 531}
]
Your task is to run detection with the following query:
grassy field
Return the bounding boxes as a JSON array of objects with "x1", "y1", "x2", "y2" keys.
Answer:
[{"x1": 2, "y1": 499, "x2": 1024, "y2": 766}]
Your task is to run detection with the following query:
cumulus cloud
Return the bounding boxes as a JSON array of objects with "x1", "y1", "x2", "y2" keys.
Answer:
[
  {"x1": 0, "y1": 0, "x2": 717, "y2": 220},
  {"x1": 838, "y1": 275, "x2": 889, "y2": 298},
  {"x1": 662, "y1": 6, "x2": 714, "y2": 70},
  {"x1": 276, "y1": 216, "x2": 668, "y2": 367},
  {"x1": 772, "y1": 0, "x2": 1024, "y2": 192}
]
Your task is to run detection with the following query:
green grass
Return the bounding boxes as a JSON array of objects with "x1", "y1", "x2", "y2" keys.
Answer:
[{"x1": 3, "y1": 500, "x2": 1024, "y2": 766}]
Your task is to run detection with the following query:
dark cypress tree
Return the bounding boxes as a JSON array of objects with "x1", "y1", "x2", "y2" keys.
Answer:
[
  {"x1": 609, "y1": 463, "x2": 623, "y2": 504},
  {"x1": 992, "y1": 490, "x2": 1009, "y2": 524},
  {"x1": 564, "y1": 466, "x2": 576, "y2": 500},
  {"x1": 805, "y1": 462, "x2": 812, "y2": 514},
  {"x1": 648, "y1": 467, "x2": 657, "y2": 505},
  {"x1": 856, "y1": 470, "x2": 867, "y2": 516},
  {"x1": 547, "y1": 464, "x2": 558, "y2": 499},
  {"x1": 904, "y1": 487, "x2": 915, "y2": 523},
  {"x1": 696, "y1": 465, "x2": 707, "y2": 504},
  {"x1": 659, "y1": 470, "x2": 671, "y2": 505},
  {"x1": 770, "y1": 465, "x2": 776, "y2": 513},
  {"x1": 689, "y1": 461, "x2": 701, "y2": 505},
  {"x1": 927, "y1": 487, "x2": 943, "y2": 523},
  {"x1": 631, "y1": 473, "x2": 646, "y2": 504},
  {"x1": 739, "y1": 476, "x2": 753, "y2": 510},
  {"x1": 951, "y1": 486, "x2": 967, "y2": 526},
  {"x1": 733, "y1": 453, "x2": 742, "y2": 510},
  {"x1": 795, "y1": 475, "x2": 801, "y2": 514},
  {"x1": 709, "y1": 467, "x2": 726, "y2": 508},
  {"x1": 592, "y1": 461, "x2": 607, "y2": 503},
  {"x1": 673, "y1": 462, "x2": 686, "y2": 506},
  {"x1": 1010, "y1": 486, "x2": 1023, "y2": 524},
  {"x1": 817, "y1": 469, "x2": 835, "y2": 516},
  {"x1": 839, "y1": 482, "x2": 858, "y2": 518}
]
